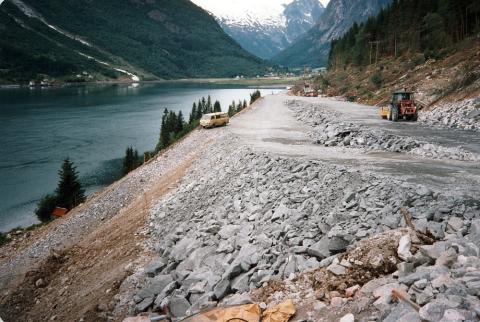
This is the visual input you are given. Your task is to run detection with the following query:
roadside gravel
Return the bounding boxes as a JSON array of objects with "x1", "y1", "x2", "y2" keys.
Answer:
[
  {"x1": 287, "y1": 99, "x2": 479, "y2": 162},
  {"x1": 419, "y1": 98, "x2": 480, "y2": 132}
]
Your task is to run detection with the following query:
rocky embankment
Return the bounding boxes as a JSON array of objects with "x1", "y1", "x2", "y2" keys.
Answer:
[
  {"x1": 288, "y1": 100, "x2": 479, "y2": 162},
  {"x1": 419, "y1": 98, "x2": 480, "y2": 132},
  {"x1": 123, "y1": 121, "x2": 480, "y2": 321}
]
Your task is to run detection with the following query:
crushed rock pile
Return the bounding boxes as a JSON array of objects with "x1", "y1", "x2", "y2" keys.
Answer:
[
  {"x1": 122, "y1": 134, "x2": 479, "y2": 321},
  {"x1": 419, "y1": 98, "x2": 480, "y2": 132},
  {"x1": 287, "y1": 100, "x2": 478, "y2": 162}
]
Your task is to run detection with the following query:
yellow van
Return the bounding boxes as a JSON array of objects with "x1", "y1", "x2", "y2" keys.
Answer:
[{"x1": 200, "y1": 112, "x2": 230, "y2": 128}]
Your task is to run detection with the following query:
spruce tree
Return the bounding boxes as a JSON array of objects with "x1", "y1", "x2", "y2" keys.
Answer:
[
  {"x1": 243, "y1": 100, "x2": 247, "y2": 109},
  {"x1": 228, "y1": 103, "x2": 236, "y2": 117},
  {"x1": 157, "y1": 108, "x2": 170, "y2": 151},
  {"x1": 189, "y1": 102, "x2": 197, "y2": 124},
  {"x1": 177, "y1": 111, "x2": 184, "y2": 133},
  {"x1": 213, "y1": 100, "x2": 221, "y2": 112},
  {"x1": 123, "y1": 147, "x2": 134, "y2": 175},
  {"x1": 201, "y1": 97, "x2": 207, "y2": 114},
  {"x1": 55, "y1": 158, "x2": 85, "y2": 210},
  {"x1": 207, "y1": 95, "x2": 212, "y2": 113},
  {"x1": 197, "y1": 99, "x2": 203, "y2": 119}
]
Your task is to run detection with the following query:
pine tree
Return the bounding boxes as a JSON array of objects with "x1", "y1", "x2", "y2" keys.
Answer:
[
  {"x1": 177, "y1": 111, "x2": 184, "y2": 133},
  {"x1": 201, "y1": 97, "x2": 207, "y2": 114},
  {"x1": 197, "y1": 99, "x2": 203, "y2": 119},
  {"x1": 55, "y1": 158, "x2": 85, "y2": 210},
  {"x1": 213, "y1": 100, "x2": 221, "y2": 112},
  {"x1": 237, "y1": 100, "x2": 243, "y2": 112},
  {"x1": 123, "y1": 147, "x2": 134, "y2": 175},
  {"x1": 157, "y1": 108, "x2": 170, "y2": 151},
  {"x1": 228, "y1": 103, "x2": 236, "y2": 117},
  {"x1": 134, "y1": 150, "x2": 140, "y2": 168},
  {"x1": 189, "y1": 102, "x2": 197, "y2": 124},
  {"x1": 243, "y1": 100, "x2": 247, "y2": 109},
  {"x1": 207, "y1": 95, "x2": 212, "y2": 113}
]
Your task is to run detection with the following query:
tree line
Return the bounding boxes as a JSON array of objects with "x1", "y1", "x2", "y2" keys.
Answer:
[{"x1": 329, "y1": 0, "x2": 480, "y2": 68}]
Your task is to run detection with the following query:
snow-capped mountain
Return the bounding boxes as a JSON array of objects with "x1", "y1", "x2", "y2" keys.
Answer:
[
  {"x1": 192, "y1": 0, "x2": 325, "y2": 59},
  {"x1": 272, "y1": 0, "x2": 392, "y2": 67}
]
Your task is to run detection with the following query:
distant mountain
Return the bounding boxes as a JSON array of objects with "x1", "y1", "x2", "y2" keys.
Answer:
[
  {"x1": 197, "y1": 0, "x2": 325, "y2": 60},
  {"x1": 272, "y1": 0, "x2": 392, "y2": 67},
  {"x1": 0, "y1": 0, "x2": 267, "y2": 84}
]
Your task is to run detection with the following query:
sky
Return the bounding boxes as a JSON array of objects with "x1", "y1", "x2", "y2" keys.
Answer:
[{"x1": 192, "y1": 0, "x2": 330, "y2": 18}]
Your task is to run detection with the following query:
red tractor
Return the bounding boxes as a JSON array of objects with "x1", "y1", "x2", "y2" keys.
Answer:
[{"x1": 379, "y1": 91, "x2": 418, "y2": 122}]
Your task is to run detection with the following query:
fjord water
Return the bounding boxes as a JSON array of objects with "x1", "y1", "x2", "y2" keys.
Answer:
[{"x1": 0, "y1": 83, "x2": 284, "y2": 232}]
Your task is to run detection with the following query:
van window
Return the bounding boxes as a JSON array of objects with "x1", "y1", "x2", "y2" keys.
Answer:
[{"x1": 201, "y1": 114, "x2": 210, "y2": 120}]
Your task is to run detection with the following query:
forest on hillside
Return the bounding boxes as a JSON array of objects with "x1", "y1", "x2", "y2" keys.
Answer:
[{"x1": 329, "y1": 0, "x2": 480, "y2": 68}]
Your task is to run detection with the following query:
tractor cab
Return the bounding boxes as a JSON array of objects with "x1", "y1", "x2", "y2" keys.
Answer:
[{"x1": 392, "y1": 91, "x2": 414, "y2": 104}]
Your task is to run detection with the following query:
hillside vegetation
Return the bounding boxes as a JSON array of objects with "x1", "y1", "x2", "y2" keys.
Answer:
[
  {"x1": 0, "y1": 2, "x2": 122, "y2": 83},
  {"x1": 0, "y1": 0, "x2": 267, "y2": 83},
  {"x1": 313, "y1": 0, "x2": 480, "y2": 105}
]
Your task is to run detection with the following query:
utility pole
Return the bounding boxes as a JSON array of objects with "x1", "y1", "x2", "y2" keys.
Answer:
[
  {"x1": 394, "y1": 32, "x2": 397, "y2": 57},
  {"x1": 369, "y1": 41, "x2": 381, "y2": 65},
  {"x1": 369, "y1": 41, "x2": 373, "y2": 65}
]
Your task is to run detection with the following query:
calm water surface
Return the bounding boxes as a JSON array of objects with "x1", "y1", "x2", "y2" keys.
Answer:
[{"x1": 0, "y1": 83, "x2": 285, "y2": 231}]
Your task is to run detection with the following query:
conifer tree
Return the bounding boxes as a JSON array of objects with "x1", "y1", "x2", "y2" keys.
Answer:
[
  {"x1": 55, "y1": 158, "x2": 85, "y2": 210},
  {"x1": 213, "y1": 100, "x2": 221, "y2": 112},
  {"x1": 201, "y1": 97, "x2": 207, "y2": 114},
  {"x1": 228, "y1": 103, "x2": 236, "y2": 117},
  {"x1": 207, "y1": 95, "x2": 212, "y2": 113},
  {"x1": 189, "y1": 102, "x2": 197, "y2": 124},
  {"x1": 197, "y1": 99, "x2": 203, "y2": 119},
  {"x1": 243, "y1": 100, "x2": 248, "y2": 109},
  {"x1": 157, "y1": 108, "x2": 170, "y2": 151},
  {"x1": 177, "y1": 111, "x2": 184, "y2": 133}
]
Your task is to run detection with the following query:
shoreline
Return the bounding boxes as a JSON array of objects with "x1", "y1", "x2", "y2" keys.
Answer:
[{"x1": 0, "y1": 77, "x2": 298, "y2": 89}]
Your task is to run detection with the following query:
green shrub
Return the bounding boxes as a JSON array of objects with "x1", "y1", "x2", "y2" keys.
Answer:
[
  {"x1": 35, "y1": 194, "x2": 57, "y2": 223},
  {"x1": 370, "y1": 72, "x2": 383, "y2": 89},
  {"x1": 0, "y1": 233, "x2": 10, "y2": 246}
]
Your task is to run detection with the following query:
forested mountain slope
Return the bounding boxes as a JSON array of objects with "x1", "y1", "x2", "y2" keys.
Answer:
[
  {"x1": 329, "y1": 0, "x2": 480, "y2": 68},
  {"x1": 314, "y1": 0, "x2": 480, "y2": 106},
  {"x1": 0, "y1": 0, "x2": 267, "y2": 83}
]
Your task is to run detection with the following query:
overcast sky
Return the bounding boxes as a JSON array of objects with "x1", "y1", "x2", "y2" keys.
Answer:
[{"x1": 192, "y1": 0, "x2": 330, "y2": 17}]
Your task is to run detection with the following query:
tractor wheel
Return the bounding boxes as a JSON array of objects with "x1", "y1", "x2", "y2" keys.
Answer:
[
  {"x1": 391, "y1": 107, "x2": 399, "y2": 122},
  {"x1": 412, "y1": 113, "x2": 418, "y2": 122},
  {"x1": 388, "y1": 106, "x2": 393, "y2": 121}
]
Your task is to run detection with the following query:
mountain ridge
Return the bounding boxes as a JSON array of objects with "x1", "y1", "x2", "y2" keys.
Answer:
[
  {"x1": 272, "y1": 0, "x2": 392, "y2": 67},
  {"x1": 198, "y1": 0, "x2": 325, "y2": 59},
  {"x1": 0, "y1": 0, "x2": 267, "y2": 83}
]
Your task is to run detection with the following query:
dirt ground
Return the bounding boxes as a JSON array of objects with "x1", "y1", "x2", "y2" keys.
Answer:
[
  {"x1": 0, "y1": 155, "x2": 196, "y2": 322},
  {"x1": 251, "y1": 229, "x2": 422, "y2": 322}
]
